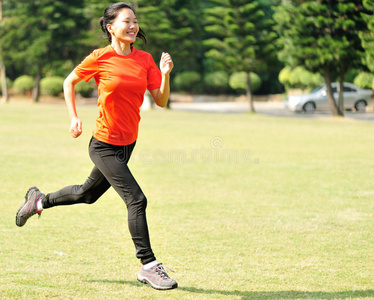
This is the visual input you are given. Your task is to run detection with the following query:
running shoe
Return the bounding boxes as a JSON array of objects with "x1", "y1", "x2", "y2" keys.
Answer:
[
  {"x1": 16, "y1": 187, "x2": 44, "y2": 227},
  {"x1": 137, "y1": 263, "x2": 178, "y2": 290}
]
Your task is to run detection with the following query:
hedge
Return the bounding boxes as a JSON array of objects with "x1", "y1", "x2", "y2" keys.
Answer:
[
  {"x1": 13, "y1": 75, "x2": 35, "y2": 95},
  {"x1": 40, "y1": 76, "x2": 64, "y2": 96},
  {"x1": 229, "y1": 72, "x2": 262, "y2": 94}
]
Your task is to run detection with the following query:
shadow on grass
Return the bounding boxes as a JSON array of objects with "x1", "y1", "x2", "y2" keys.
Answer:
[{"x1": 87, "y1": 280, "x2": 374, "y2": 299}]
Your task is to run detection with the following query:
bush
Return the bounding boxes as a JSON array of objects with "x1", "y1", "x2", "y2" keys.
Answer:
[
  {"x1": 279, "y1": 66, "x2": 323, "y2": 91},
  {"x1": 278, "y1": 67, "x2": 292, "y2": 90},
  {"x1": 13, "y1": 75, "x2": 35, "y2": 95},
  {"x1": 40, "y1": 76, "x2": 64, "y2": 96},
  {"x1": 173, "y1": 71, "x2": 202, "y2": 93},
  {"x1": 229, "y1": 72, "x2": 262, "y2": 94},
  {"x1": 203, "y1": 71, "x2": 230, "y2": 94},
  {"x1": 353, "y1": 72, "x2": 374, "y2": 89},
  {"x1": 75, "y1": 80, "x2": 95, "y2": 98},
  {"x1": 289, "y1": 66, "x2": 323, "y2": 90},
  {"x1": 0, "y1": 77, "x2": 13, "y2": 95},
  {"x1": 344, "y1": 69, "x2": 360, "y2": 83}
]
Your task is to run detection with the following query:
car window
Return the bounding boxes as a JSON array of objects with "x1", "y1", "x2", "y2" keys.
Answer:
[
  {"x1": 343, "y1": 86, "x2": 356, "y2": 92},
  {"x1": 332, "y1": 87, "x2": 337, "y2": 93},
  {"x1": 311, "y1": 86, "x2": 323, "y2": 94}
]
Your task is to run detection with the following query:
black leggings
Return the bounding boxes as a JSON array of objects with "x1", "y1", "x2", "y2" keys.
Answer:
[{"x1": 42, "y1": 136, "x2": 156, "y2": 265}]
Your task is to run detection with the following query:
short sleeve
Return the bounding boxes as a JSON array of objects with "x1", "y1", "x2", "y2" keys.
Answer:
[
  {"x1": 147, "y1": 55, "x2": 162, "y2": 91},
  {"x1": 74, "y1": 51, "x2": 99, "y2": 82}
]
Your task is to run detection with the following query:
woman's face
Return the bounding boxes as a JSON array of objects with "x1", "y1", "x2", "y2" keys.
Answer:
[{"x1": 108, "y1": 8, "x2": 139, "y2": 44}]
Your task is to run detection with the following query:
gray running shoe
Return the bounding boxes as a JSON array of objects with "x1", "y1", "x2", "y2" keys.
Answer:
[
  {"x1": 16, "y1": 187, "x2": 44, "y2": 227},
  {"x1": 137, "y1": 263, "x2": 178, "y2": 290}
]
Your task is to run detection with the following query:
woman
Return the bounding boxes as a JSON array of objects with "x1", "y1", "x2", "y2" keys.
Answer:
[{"x1": 15, "y1": 2, "x2": 177, "y2": 291}]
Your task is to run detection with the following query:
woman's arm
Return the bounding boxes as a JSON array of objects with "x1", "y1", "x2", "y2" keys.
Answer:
[
  {"x1": 63, "y1": 71, "x2": 83, "y2": 138},
  {"x1": 149, "y1": 52, "x2": 174, "y2": 108}
]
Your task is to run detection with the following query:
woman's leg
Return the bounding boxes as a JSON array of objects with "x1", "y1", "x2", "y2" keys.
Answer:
[
  {"x1": 89, "y1": 137, "x2": 156, "y2": 265},
  {"x1": 42, "y1": 166, "x2": 111, "y2": 209},
  {"x1": 16, "y1": 139, "x2": 111, "y2": 226}
]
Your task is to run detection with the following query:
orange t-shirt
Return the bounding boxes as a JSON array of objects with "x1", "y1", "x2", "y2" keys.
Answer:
[{"x1": 74, "y1": 45, "x2": 161, "y2": 146}]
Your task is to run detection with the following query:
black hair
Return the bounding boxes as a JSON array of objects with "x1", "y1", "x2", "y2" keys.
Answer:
[{"x1": 99, "y1": 2, "x2": 146, "y2": 45}]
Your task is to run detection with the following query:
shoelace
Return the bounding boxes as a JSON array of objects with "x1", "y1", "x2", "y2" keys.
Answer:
[{"x1": 155, "y1": 264, "x2": 175, "y2": 279}]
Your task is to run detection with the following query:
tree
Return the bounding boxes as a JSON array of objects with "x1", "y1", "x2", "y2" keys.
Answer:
[
  {"x1": 360, "y1": 0, "x2": 374, "y2": 72},
  {"x1": 83, "y1": 0, "x2": 113, "y2": 50},
  {"x1": 0, "y1": 0, "x2": 90, "y2": 102},
  {"x1": 136, "y1": 0, "x2": 204, "y2": 107},
  {"x1": 0, "y1": 0, "x2": 8, "y2": 102},
  {"x1": 274, "y1": 0, "x2": 370, "y2": 117},
  {"x1": 203, "y1": 0, "x2": 277, "y2": 112}
]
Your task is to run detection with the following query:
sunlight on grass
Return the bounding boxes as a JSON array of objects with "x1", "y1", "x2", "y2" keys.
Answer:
[{"x1": 0, "y1": 102, "x2": 373, "y2": 299}]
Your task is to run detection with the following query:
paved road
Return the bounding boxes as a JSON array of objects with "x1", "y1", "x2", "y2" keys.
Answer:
[{"x1": 170, "y1": 101, "x2": 374, "y2": 122}]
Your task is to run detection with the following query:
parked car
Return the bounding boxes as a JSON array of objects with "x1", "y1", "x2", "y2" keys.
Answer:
[{"x1": 284, "y1": 82, "x2": 374, "y2": 113}]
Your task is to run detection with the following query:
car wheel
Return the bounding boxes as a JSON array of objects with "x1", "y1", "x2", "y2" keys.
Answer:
[
  {"x1": 302, "y1": 102, "x2": 316, "y2": 113},
  {"x1": 355, "y1": 100, "x2": 367, "y2": 113}
]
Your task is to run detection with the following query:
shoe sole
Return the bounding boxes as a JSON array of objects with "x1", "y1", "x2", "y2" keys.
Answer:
[{"x1": 137, "y1": 274, "x2": 178, "y2": 290}]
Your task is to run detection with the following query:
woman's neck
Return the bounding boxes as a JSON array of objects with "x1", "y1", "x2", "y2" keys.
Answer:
[{"x1": 111, "y1": 40, "x2": 132, "y2": 56}]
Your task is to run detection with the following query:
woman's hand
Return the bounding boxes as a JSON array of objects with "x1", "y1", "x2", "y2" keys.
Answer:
[
  {"x1": 69, "y1": 116, "x2": 82, "y2": 138},
  {"x1": 160, "y1": 52, "x2": 174, "y2": 75},
  {"x1": 149, "y1": 52, "x2": 173, "y2": 108},
  {"x1": 64, "y1": 71, "x2": 83, "y2": 138}
]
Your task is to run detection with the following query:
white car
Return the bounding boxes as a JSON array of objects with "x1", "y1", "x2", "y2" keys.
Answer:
[{"x1": 284, "y1": 82, "x2": 374, "y2": 113}]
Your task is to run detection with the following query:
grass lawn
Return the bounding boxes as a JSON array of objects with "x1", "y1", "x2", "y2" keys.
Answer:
[{"x1": 0, "y1": 101, "x2": 373, "y2": 299}]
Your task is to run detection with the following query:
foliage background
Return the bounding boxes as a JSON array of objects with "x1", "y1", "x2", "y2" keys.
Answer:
[{"x1": 1, "y1": 0, "x2": 374, "y2": 99}]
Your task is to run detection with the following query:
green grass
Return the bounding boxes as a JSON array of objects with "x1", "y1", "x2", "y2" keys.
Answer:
[{"x1": 0, "y1": 101, "x2": 373, "y2": 299}]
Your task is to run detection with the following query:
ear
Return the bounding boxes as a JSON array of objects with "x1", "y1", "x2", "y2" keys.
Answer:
[{"x1": 107, "y1": 24, "x2": 114, "y2": 35}]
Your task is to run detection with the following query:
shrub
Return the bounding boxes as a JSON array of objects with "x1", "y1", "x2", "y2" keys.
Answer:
[
  {"x1": 0, "y1": 77, "x2": 13, "y2": 95},
  {"x1": 173, "y1": 71, "x2": 202, "y2": 93},
  {"x1": 229, "y1": 72, "x2": 262, "y2": 94},
  {"x1": 353, "y1": 72, "x2": 374, "y2": 89},
  {"x1": 344, "y1": 69, "x2": 360, "y2": 83},
  {"x1": 287, "y1": 66, "x2": 323, "y2": 90},
  {"x1": 203, "y1": 71, "x2": 229, "y2": 94},
  {"x1": 278, "y1": 67, "x2": 292, "y2": 90},
  {"x1": 75, "y1": 80, "x2": 95, "y2": 98},
  {"x1": 279, "y1": 66, "x2": 323, "y2": 91},
  {"x1": 13, "y1": 75, "x2": 35, "y2": 95},
  {"x1": 40, "y1": 76, "x2": 64, "y2": 96}
]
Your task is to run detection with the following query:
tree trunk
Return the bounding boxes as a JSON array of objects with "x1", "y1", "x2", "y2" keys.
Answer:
[
  {"x1": 324, "y1": 66, "x2": 342, "y2": 117},
  {"x1": 32, "y1": 66, "x2": 42, "y2": 103},
  {"x1": 246, "y1": 72, "x2": 255, "y2": 113},
  {"x1": 338, "y1": 67, "x2": 345, "y2": 116},
  {"x1": 0, "y1": 61, "x2": 8, "y2": 103}
]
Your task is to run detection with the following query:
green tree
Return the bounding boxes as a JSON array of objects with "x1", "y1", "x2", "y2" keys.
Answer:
[
  {"x1": 136, "y1": 0, "x2": 204, "y2": 107},
  {"x1": 274, "y1": 0, "x2": 370, "y2": 116},
  {"x1": 204, "y1": 0, "x2": 277, "y2": 112},
  {"x1": 0, "y1": 0, "x2": 8, "y2": 102},
  {"x1": 360, "y1": 0, "x2": 374, "y2": 72},
  {"x1": 137, "y1": 0, "x2": 203, "y2": 74},
  {"x1": 83, "y1": 0, "x2": 113, "y2": 50},
  {"x1": 136, "y1": 1, "x2": 174, "y2": 62},
  {"x1": 0, "y1": 0, "x2": 90, "y2": 102}
]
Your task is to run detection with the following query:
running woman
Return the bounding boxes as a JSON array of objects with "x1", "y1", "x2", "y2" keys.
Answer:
[{"x1": 15, "y1": 2, "x2": 177, "y2": 291}]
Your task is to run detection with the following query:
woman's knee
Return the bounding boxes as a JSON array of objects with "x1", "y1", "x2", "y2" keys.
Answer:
[
  {"x1": 127, "y1": 192, "x2": 147, "y2": 211},
  {"x1": 73, "y1": 185, "x2": 99, "y2": 204},
  {"x1": 80, "y1": 193, "x2": 99, "y2": 204}
]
